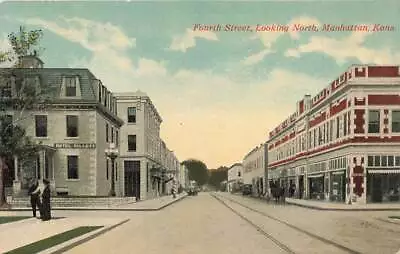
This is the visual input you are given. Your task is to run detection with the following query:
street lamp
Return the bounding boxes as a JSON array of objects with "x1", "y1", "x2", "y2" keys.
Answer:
[{"x1": 105, "y1": 143, "x2": 119, "y2": 197}]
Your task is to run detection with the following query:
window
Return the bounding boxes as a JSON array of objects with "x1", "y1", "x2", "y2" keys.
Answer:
[
  {"x1": 1, "y1": 115, "x2": 13, "y2": 135},
  {"x1": 382, "y1": 156, "x2": 388, "y2": 167},
  {"x1": 127, "y1": 107, "x2": 136, "y2": 123},
  {"x1": 66, "y1": 115, "x2": 78, "y2": 137},
  {"x1": 396, "y1": 156, "x2": 400, "y2": 166},
  {"x1": 98, "y1": 84, "x2": 102, "y2": 102},
  {"x1": 111, "y1": 127, "x2": 114, "y2": 143},
  {"x1": 368, "y1": 110, "x2": 380, "y2": 133},
  {"x1": 116, "y1": 131, "x2": 119, "y2": 146},
  {"x1": 336, "y1": 117, "x2": 340, "y2": 138},
  {"x1": 106, "y1": 159, "x2": 109, "y2": 180},
  {"x1": 65, "y1": 77, "x2": 77, "y2": 97},
  {"x1": 392, "y1": 111, "x2": 400, "y2": 132},
  {"x1": 367, "y1": 156, "x2": 374, "y2": 167},
  {"x1": 35, "y1": 115, "x2": 47, "y2": 137},
  {"x1": 0, "y1": 78, "x2": 12, "y2": 97},
  {"x1": 388, "y1": 156, "x2": 394, "y2": 166},
  {"x1": 238, "y1": 171, "x2": 241, "y2": 177},
  {"x1": 67, "y1": 155, "x2": 79, "y2": 179},
  {"x1": 374, "y1": 155, "x2": 381, "y2": 166},
  {"x1": 343, "y1": 113, "x2": 347, "y2": 136},
  {"x1": 106, "y1": 123, "x2": 109, "y2": 142},
  {"x1": 348, "y1": 112, "x2": 351, "y2": 135},
  {"x1": 128, "y1": 135, "x2": 137, "y2": 151},
  {"x1": 115, "y1": 162, "x2": 118, "y2": 181}
]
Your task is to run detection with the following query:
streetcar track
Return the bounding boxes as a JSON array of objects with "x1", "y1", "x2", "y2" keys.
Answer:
[
  {"x1": 211, "y1": 193, "x2": 296, "y2": 254},
  {"x1": 214, "y1": 193, "x2": 361, "y2": 254}
]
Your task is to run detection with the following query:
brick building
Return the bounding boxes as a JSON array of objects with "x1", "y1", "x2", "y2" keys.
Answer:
[{"x1": 267, "y1": 65, "x2": 400, "y2": 204}]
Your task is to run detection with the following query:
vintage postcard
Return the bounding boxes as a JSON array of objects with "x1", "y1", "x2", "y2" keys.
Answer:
[{"x1": 0, "y1": 1, "x2": 399, "y2": 253}]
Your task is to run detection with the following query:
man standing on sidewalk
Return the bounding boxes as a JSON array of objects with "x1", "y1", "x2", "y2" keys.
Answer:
[{"x1": 28, "y1": 179, "x2": 41, "y2": 218}]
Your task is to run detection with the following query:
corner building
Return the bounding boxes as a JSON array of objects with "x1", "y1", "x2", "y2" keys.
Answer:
[
  {"x1": 0, "y1": 56, "x2": 123, "y2": 197},
  {"x1": 267, "y1": 65, "x2": 400, "y2": 204}
]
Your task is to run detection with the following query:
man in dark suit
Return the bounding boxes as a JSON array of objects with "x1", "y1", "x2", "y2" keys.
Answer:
[
  {"x1": 28, "y1": 179, "x2": 41, "y2": 218},
  {"x1": 40, "y1": 179, "x2": 51, "y2": 221}
]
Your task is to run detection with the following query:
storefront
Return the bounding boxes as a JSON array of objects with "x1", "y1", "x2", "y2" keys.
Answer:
[
  {"x1": 329, "y1": 170, "x2": 346, "y2": 202},
  {"x1": 367, "y1": 170, "x2": 400, "y2": 203},
  {"x1": 308, "y1": 173, "x2": 324, "y2": 200}
]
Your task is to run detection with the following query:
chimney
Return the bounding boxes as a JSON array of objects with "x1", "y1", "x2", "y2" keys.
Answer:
[{"x1": 18, "y1": 55, "x2": 44, "y2": 68}]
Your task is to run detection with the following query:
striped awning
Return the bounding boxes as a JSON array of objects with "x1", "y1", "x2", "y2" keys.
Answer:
[{"x1": 368, "y1": 169, "x2": 400, "y2": 174}]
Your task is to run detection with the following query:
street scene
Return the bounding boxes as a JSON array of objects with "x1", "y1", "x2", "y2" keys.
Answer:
[
  {"x1": 1, "y1": 193, "x2": 400, "y2": 254},
  {"x1": 1, "y1": 1, "x2": 400, "y2": 253}
]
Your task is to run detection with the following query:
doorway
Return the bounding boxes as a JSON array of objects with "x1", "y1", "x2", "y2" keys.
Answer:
[{"x1": 124, "y1": 160, "x2": 141, "y2": 199}]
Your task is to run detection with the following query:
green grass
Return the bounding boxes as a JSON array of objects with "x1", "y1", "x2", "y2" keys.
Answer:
[
  {"x1": 5, "y1": 226, "x2": 103, "y2": 254},
  {"x1": 389, "y1": 216, "x2": 400, "y2": 219},
  {"x1": 0, "y1": 216, "x2": 31, "y2": 224}
]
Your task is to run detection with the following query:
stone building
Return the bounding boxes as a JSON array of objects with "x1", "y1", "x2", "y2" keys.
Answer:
[
  {"x1": 0, "y1": 56, "x2": 123, "y2": 197},
  {"x1": 115, "y1": 91, "x2": 180, "y2": 200},
  {"x1": 242, "y1": 144, "x2": 267, "y2": 196},
  {"x1": 227, "y1": 163, "x2": 243, "y2": 193}
]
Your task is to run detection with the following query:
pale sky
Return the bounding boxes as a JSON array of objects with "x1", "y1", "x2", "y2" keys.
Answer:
[{"x1": 0, "y1": 1, "x2": 400, "y2": 168}]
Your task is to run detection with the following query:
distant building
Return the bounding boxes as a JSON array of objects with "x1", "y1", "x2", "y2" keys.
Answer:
[
  {"x1": 267, "y1": 65, "x2": 400, "y2": 204},
  {"x1": 178, "y1": 163, "x2": 189, "y2": 190},
  {"x1": 227, "y1": 163, "x2": 243, "y2": 192},
  {"x1": 242, "y1": 144, "x2": 267, "y2": 196}
]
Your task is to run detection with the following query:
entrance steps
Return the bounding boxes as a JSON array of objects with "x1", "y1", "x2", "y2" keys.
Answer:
[{"x1": 9, "y1": 196, "x2": 138, "y2": 208}]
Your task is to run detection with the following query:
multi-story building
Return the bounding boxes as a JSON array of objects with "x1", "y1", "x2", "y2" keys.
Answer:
[
  {"x1": 267, "y1": 65, "x2": 400, "y2": 204},
  {"x1": 178, "y1": 163, "x2": 189, "y2": 190},
  {"x1": 1, "y1": 55, "x2": 123, "y2": 197},
  {"x1": 115, "y1": 91, "x2": 180, "y2": 200},
  {"x1": 242, "y1": 144, "x2": 268, "y2": 196},
  {"x1": 227, "y1": 163, "x2": 243, "y2": 193}
]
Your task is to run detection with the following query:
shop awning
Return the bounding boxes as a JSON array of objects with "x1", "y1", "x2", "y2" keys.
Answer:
[
  {"x1": 308, "y1": 173, "x2": 324, "y2": 178},
  {"x1": 368, "y1": 169, "x2": 400, "y2": 174}
]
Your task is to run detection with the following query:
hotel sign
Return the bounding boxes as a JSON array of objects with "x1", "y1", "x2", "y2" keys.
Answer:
[{"x1": 54, "y1": 143, "x2": 96, "y2": 149}]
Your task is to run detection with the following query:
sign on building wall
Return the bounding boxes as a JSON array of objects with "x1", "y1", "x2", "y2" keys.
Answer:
[{"x1": 54, "y1": 143, "x2": 96, "y2": 149}]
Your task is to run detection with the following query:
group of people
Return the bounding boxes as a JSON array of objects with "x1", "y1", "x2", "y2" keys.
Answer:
[{"x1": 28, "y1": 178, "x2": 51, "y2": 221}]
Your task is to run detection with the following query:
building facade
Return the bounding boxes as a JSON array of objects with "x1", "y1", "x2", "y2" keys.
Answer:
[
  {"x1": 1, "y1": 56, "x2": 124, "y2": 197},
  {"x1": 242, "y1": 144, "x2": 267, "y2": 196},
  {"x1": 115, "y1": 91, "x2": 180, "y2": 200},
  {"x1": 178, "y1": 163, "x2": 189, "y2": 190},
  {"x1": 227, "y1": 163, "x2": 243, "y2": 193},
  {"x1": 267, "y1": 65, "x2": 400, "y2": 204}
]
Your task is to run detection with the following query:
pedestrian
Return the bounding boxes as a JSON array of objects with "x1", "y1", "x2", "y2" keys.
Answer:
[
  {"x1": 28, "y1": 178, "x2": 41, "y2": 218},
  {"x1": 40, "y1": 179, "x2": 51, "y2": 221}
]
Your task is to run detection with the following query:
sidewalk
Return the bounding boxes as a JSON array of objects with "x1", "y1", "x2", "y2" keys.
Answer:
[
  {"x1": 0, "y1": 216, "x2": 130, "y2": 254},
  {"x1": 285, "y1": 197, "x2": 400, "y2": 211},
  {"x1": 1, "y1": 193, "x2": 187, "y2": 211},
  {"x1": 0, "y1": 193, "x2": 187, "y2": 253}
]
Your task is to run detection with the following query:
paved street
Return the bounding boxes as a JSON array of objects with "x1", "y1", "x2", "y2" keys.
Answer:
[
  {"x1": 2, "y1": 192, "x2": 400, "y2": 254},
  {"x1": 62, "y1": 193, "x2": 399, "y2": 254}
]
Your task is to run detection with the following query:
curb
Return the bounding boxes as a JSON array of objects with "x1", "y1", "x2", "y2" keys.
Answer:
[
  {"x1": 285, "y1": 201, "x2": 400, "y2": 211},
  {"x1": 223, "y1": 193, "x2": 400, "y2": 211},
  {"x1": 1, "y1": 194, "x2": 187, "y2": 212}
]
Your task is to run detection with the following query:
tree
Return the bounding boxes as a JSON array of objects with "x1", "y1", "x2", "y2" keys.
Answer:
[
  {"x1": 208, "y1": 166, "x2": 229, "y2": 190},
  {"x1": 182, "y1": 159, "x2": 209, "y2": 186},
  {"x1": 0, "y1": 26, "x2": 51, "y2": 208}
]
